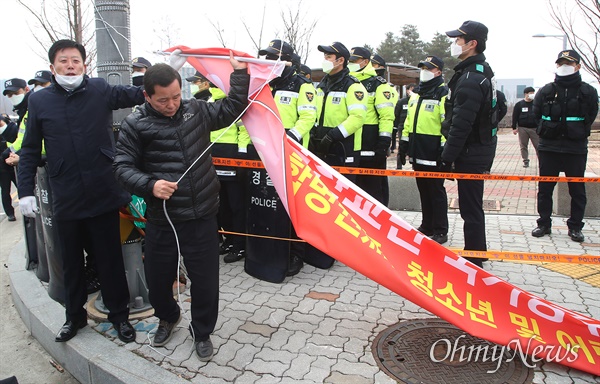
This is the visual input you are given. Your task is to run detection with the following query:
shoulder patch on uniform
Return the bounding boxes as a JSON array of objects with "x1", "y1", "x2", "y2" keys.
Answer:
[
  {"x1": 383, "y1": 91, "x2": 391, "y2": 100},
  {"x1": 355, "y1": 91, "x2": 365, "y2": 101},
  {"x1": 475, "y1": 64, "x2": 484, "y2": 73},
  {"x1": 305, "y1": 92, "x2": 314, "y2": 102},
  {"x1": 375, "y1": 76, "x2": 387, "y2": 84}
]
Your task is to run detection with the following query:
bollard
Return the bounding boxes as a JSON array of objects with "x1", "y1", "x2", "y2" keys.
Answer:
[{"x1": 94, "y1": 238, "x2": 152, "y2": 314}]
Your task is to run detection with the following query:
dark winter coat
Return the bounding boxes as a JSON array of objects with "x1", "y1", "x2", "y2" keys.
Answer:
[
  {"x1": 18, "y1": 76, "x2": 144, "y2": 220},
  {"x1": 533, "y1": 72, "x2": 598, "y2": 155},
  {"x1": 113, "y1": 69, "x2": 249, "y2": 226}
]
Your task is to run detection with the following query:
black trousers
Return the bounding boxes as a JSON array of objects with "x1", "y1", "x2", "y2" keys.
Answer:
[
  {"x1": 537, "y1": 151, "x2": 587, "y2": 230},
  {"x1": 57, "y1": 210, "x2": 129, "y2": 324},
  {"x1": 217, "y1": 176, "x2": 246, "y2": 249},
  {"x1": 144, "y1": 216, "x2": 219, "y2": 340},
  {"x1": 0, "y1": 164, "x2": 16, "y2": 217},
  {"x1": 356, "y1": 155, "x2": 388, "y2": 205},
  {"x1": 453, "y1": 142, "x2": 495, "y2": 254},
  {"x1": 413, "y1": 163, "x2": 448, "y2": 235}
]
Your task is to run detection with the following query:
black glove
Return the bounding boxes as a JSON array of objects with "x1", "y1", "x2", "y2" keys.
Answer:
[
  {"x1": 318, "y1": 128, "x2": 344, "y2": 155},
  {"x1": 286, "y1": 129, "x2": 302, "y2": 143},
  {"x1": 438, "y1": 160, "x2": 454, "y2": 181},
  {"x1": 374, "y1": 136, "x2": 392, "y2": 159},
  {"x1": 397, "y1": 140, "x2": 408, "y2": 166}
]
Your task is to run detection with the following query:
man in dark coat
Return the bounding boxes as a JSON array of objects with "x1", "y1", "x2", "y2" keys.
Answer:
[
  {"x1": 531, "y1": 50, "x2": 598, "y2": 243},
  {"x1": 440, "y1": 21, "x2": 497, "y2": 268},
  {"x1": 114, "y1": 57, "x2": 249, "y2": 361},
  {"x1": 17, "y1": 39, "x2": 144, "y2": 343}
]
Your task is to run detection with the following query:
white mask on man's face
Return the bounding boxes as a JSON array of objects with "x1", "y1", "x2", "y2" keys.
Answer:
[
  {"x1": 8, "y1": 93, "x2": 25, "y2": 106},
  {"x1": 347, "y1": 63, "x2": 361, "y2": 73},
  {"x1": 450, "y1": 41, "x2": 464, "y2": 58},
  {"x1": 556, "y1": 64, "x2": 576, "y2": 77},
  {"x1": 54, "y1": 74, "x2": 84, "y2": 91},
  {"x1": 322, "y1": 60, "x2": 335, "y2": 74},
  {"x1": 419, "y1": 69, "x2": 435, "y2": 82}
]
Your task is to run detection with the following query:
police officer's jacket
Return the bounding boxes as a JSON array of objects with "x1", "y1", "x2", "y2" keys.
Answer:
[
  {"x1": 314, "y1": 67, "x2": 368, "y2": 152},
  {"x1": 533, "y1": 72, "x2": 598, "y2": 154},
  {"x1": 349, "y1": 62, "x2": 395, "y2": 155},
  {"x1": 271, "y1": 66, "x2": 317, "y2": 148},
  {"x1": 441, "y1": 53, "x2": 496, "y2": 164},
  {"x1": 114, "y1": 70, "x2": 249, "y2": 226},
  {"x1": 401, "y1": 77, "x2": 448, "y2": 166},
  {"x1": 512, "y1": 99, "x2": 537, "y2": 129},
  {"x1": 18, "y1": 76, "x2": 145, "y2": 220},
  {"x1": 208, "y1": 87, "x2": 249, "y2": 179}
]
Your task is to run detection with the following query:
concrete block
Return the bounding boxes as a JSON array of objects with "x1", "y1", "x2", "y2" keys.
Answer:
[
  {"x1": 387, "y1": 175, "x2": 421, "y2": 211},
  {"x1": 553, "y1": 172, "x2": 599, "y2": 217}
]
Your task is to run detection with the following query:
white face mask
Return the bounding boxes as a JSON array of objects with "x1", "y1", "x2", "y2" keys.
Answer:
[
  {"x1": 54, "y1": 74, "x2": 84, "y2": 91},
  {"x1": 347, "y1": 63, "x2": 361, "y2": 73},
  {"x1": 556, "y1": 64, "x2": 576, "y2": 77},
  {"x1": 8, "y1": 93, "x2": 25, "y2": 106},
  {"x1": 419, "y1": 69, "x2": 435, "y2": 82},
  {"x1": 132, "y1": 72, "x2": 144, "y2": 78},
  {"x1": 322, "y1": 60, "x2": 335, "y2": 74},
  {"x1": 450, "y1": 41, "x2": 464, "y2": 58},
  {"x1": 190, "y1": 84, "x2": 200, "y2": 95},
  {"x1": 525, "y1": 93, "x2": 534, "y2": 101}
]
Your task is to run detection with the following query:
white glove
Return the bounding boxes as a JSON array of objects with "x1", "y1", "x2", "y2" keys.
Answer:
[
  {"x1": 19, "y1": 196, "x2": 38, "y2": 218},
  {"x1": 168, "y1": 49, "x2": 187, "y2": 71}
]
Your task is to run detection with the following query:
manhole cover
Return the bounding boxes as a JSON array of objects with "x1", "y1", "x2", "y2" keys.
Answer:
[
  {"x1": 449, "y1": 199, "x2": 500, "y2": 211},
  {"x1": 372, "y1": 318, "x2": 534, "y2": 384}
]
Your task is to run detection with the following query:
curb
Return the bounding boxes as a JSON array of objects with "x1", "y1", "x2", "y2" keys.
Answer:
[{"x1": 8, "y1": 239, "x2": 188, "y2": 384}]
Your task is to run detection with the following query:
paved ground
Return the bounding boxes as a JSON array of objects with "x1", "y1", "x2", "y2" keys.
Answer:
[{"x1": 2, "y1": 130, "x2": 600, "y2": 383}]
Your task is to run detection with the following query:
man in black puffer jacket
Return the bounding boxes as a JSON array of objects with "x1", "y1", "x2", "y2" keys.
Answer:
[
  {"x1": 114, "y1": 58, "x2": 249, "y2": 361},
  {"x1": 440, "y1": 21, "x2": 497, "y2": 268},
  {"x1": 531, "y1": 50, "x2": 598, "y2": 243}
]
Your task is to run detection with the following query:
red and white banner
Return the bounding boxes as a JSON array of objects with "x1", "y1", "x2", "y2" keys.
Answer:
[{"x1": 167, "y1": 46, "x2": 600, "y2": 375}]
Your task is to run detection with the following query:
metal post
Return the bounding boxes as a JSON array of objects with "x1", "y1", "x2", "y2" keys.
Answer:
[
  {"x1": 562, "y1": 35, "x2": 568, "y2": 50},
  {"x1": 94, "y1": 0, "x2": 132, "y2": 132}
]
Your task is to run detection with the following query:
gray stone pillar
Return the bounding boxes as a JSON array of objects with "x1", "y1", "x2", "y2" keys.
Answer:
[{"x1": 94, "y1": 0, "x2": 131, "y2": 130}]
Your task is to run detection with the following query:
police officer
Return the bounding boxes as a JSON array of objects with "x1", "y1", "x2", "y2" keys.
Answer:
[
  {"x1": 307, "y1": 41, "x2": 367, "y2": 269},
  {"x1": 251, "y1": 39, "x2": 318, "y2": 279},
  {"x1": 348, "y1": 47, "x2": 395, "y2": 205},
  {"x1": 299, "y1": 64, "x2": 312, "y2": 80},
  {"x1": 440, "y1": 21, "x2": 497, "y2": 268},
  {"x1": 394, "y1": 83, "x2": 416, "y2": 163},
  {"x1": 201, "y1": 81, "x2": 249, "y2": 264},
  {"x1": 512, "y1": 86, "x2": 539, "y2": 168},
  {"x1": 187, "y1": 71, "x2": 213, "y2": 101},
  {"x1": 399, "y1": 55, "x2": 449, "y2": 244},
  {"x1": 131, "y1": 56, "x2": 152, "y2": 86},
  {"x1": 531, "y1": 50, "x2": 598, "y2": 243}
]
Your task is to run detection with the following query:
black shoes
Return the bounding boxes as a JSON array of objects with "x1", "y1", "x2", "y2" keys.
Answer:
[
  {"x1": 224, "y1": 248, "x2": 245, "y2": 263},
  {"x1": 431, "y1": 234, "x2": 448, "y2": 245},
  {"x1": 7, "y1": 214, "x2": 16, "y2": 222},
  {"x1": 417, "y1": 226, "x2": 433, "y2": 236},
  {"x1": 568, "y1": 229, "x2": 584, "y2": 243},
  {"x1": 196, "y1": 338, "x2": 214, "y2": 362},
  {"x1": 287, "y1": 255, "x2": 304, "y2": 276},
  {"x1": 532, "y1": 225, "x2": 551, "y2": 238},
  {"x1": 523, "y1": 159, "x2": 530, "y2": 168},
  {"x1": 55, "y1": 319, "x2": 87, "y2": 342},
  {"x1": 153, "y1": 315, "x2": 181, "y2": 347},
  {"x1": 114, "y1": 321, "x2": 136, "y2": 343}
]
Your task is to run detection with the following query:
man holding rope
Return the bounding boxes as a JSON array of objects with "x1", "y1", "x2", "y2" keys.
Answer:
[{"x1": 113, "y1": 54, "x2": 249, "y2": 361}]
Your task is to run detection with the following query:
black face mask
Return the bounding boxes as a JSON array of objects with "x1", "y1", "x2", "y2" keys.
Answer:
[
  {"x1": 132, "y1": 75, "x2": 144, "y2": 86},
  {"x1": 375, "y1": 68, "x2": 385, "y2": 77}
]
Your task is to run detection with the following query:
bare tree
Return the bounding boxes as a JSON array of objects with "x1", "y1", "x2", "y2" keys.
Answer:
[
  {"x1": 17, "y1": 0, "x2": 96, "y2": 72},
  {"x1": 208, "y1": 20, "x2": 228, "y2": 48},
  {"x1": 279, "y1": 0, "x2": 318, "y2": 64},
  {"x1": 152, "y1": 16, "x2": 181, "y2": 51},
  {"x1": 548, "y1": 0, "x2": 600, "y2": 83}
]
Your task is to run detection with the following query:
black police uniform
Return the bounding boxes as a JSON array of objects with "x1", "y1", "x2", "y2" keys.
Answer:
[
  {"x1": 533, "y1": 70, "x2": 598, "y2": 234},
  {"x1": 441, "y1": 53, "x2": 497, "y2": 265}
]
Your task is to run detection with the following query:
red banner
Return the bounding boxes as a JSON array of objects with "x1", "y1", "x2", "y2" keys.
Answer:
[{"x1": 169, "y1": 46, "x2": 600, "y2": 375}]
